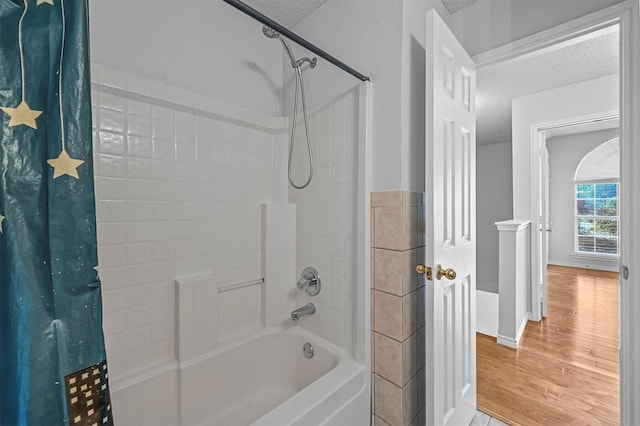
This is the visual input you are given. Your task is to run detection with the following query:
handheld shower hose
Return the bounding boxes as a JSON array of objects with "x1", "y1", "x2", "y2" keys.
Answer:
[{"x1": 263, "y1": 25, "x2": 316, "y2": 189}]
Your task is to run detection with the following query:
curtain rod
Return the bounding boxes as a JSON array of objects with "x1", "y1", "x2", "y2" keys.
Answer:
[{"x1": 222, "y1": 0, "x2": 370, "y2": 82}]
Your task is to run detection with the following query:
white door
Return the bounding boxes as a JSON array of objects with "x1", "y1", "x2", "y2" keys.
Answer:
[{"x1": 422, "y1": 9, "x2": 476, "y2": 426}]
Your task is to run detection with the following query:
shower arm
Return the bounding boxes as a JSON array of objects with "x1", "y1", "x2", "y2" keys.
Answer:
[
  {"x1": 279, "y1": 38, "x2": 317, "y2": 70},
  {"x1": 296, "y1": 57, "x2": 317, "y2": 69}
]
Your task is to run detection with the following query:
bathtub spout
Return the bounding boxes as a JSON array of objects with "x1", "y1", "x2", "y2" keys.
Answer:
[{"x1": 291, "y1": 303, "x2": 316, "y2": 321}]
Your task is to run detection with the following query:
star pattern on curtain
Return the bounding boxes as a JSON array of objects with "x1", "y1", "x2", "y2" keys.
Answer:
[
  {"x1": 0, "y1": 1, "x2": 111, "y2": 423},
  {"x1": 47, "y1": 150, "x2": 84, "y2": 179},
  {"x1": 1, "y1": 101, "x2": 42, "y2": 129},
  {"x1": 0, "y1": 0, "x2": 89, "y2": 230},
  {"x1": 46, "y1": 0, "x2": 85, "y2": 180},
  {"x1": 0, "y1": 0, "x2": 85, "y2": 179},
  {"x1": 0, "y1": 0, "x2": 43, "y2": 130}
]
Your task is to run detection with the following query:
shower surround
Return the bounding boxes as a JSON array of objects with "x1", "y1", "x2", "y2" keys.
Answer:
[{"x1": 91, "y1": 64, "x2": 369, "y2": 424}]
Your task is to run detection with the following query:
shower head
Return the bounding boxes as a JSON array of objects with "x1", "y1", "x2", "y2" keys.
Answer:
[{"x1": 262, "y1": 26, "x2": 280, "y2": 39}]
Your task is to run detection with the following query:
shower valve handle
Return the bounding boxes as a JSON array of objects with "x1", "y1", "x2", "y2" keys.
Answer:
[{"x1": 297, "y1": 267, "x2": 321, "y2": 296}]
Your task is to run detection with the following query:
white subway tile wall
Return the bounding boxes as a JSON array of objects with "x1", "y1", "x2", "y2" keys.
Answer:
[
  {"x1": 93, "y1": 64, "x2": 287, "y2": 381},
  {"x1": 289, "y1": 90, "x2": 358, "y2": 352}
]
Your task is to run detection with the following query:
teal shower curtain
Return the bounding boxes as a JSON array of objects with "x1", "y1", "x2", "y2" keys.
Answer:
[{"x1": 0, "y1": 0, "x2": 113, "y2": 425}]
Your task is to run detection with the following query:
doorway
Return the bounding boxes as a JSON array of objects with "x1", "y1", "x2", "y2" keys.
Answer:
[
  {"x1": 540, "y1": 119, "x2": 620, "y2": 315},
  {"x1": 473, "y1": 0, "x2": 639, "y2": 423},
  {"x1": 478, "y1": 122, "x2": 622, "y2": 424}
]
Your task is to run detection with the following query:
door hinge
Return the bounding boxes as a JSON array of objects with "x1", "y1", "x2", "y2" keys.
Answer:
[{"x1": 539, "y1": 284, "x2": 543, "y2": 301}]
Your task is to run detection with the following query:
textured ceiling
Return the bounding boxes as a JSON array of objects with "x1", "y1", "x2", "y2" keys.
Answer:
[
  {"x1": 441, "y1": 0, "x2": 479, "y2": 14},
  {"x1": 477, "y1": 28, "x2": 619, "y2": 145},
  {"x1": 244, "y1": 0, "x2": 327, "y2": 27}
]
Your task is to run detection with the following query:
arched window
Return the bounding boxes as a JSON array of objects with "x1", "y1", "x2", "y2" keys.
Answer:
[{"x1": 574, "y1": 137, "x2": 619, "y2": 255}]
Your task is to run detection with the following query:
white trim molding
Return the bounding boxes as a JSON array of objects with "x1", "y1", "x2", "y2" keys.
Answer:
[
  {"x1": 496, "y1": 334, "x2": 518, "y2": 349},
  {"x1": 495, "y1": 219, "x2": 531, "y2": 232},
  {"x1": 497, "y1": 314, "x2": 530, "y2": 349},
  {"x1": 618, "y1": 1, "x2": 640, "y2": 424},
  {"x1": 473, "y1": 2, "x2": 632, "y2": 68}
]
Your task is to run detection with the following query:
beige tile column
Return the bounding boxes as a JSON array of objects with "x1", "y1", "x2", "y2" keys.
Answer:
[{"x1": 371, "y1": 191, "x2": 426, "y2": 426}]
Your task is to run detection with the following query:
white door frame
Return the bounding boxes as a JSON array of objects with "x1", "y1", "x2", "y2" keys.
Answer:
[
  {"x1": 473, "y1": 1, "x2": 640, "y2": 424},
  {"x1": 540, "y1": 136, "x2": 549, "y2": 318}
]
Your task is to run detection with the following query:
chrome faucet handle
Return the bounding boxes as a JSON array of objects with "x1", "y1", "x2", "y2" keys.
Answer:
[
  {"x1": 297, "y1": 267, "x2": 321, "y2": 296},
  {"x1": 297, "y1": 277, "x2": 311, "y2": 289}
]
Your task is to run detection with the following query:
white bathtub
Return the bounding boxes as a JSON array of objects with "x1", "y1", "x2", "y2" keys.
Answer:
[{"x1": 178, "y1": 326, "x2": 367, "y2": 426}]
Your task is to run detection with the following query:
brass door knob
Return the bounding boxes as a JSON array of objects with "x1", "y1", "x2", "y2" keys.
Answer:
[
  {"x1": 437, "y1": 265, "x2": 456, "y2": 280},
  {"x1": 416, "y1": 264, "x2": 432, "y2": 280}
]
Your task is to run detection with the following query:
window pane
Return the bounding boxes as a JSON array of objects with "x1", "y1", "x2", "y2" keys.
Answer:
[
  {"x1": 577, "y1": 200, "x2": 594, "y2": 216},
  {"x1": 595, "y1": 219, "x2": 618, "y2": 237},
  {"x1": 575, "y1": 182, "x2": 619, "y2": 256},
  {"x1": 578, "y1": 236, "x2": 595, "y2": 252},
  {"x1": 578, "y1": 218, "x2": 594, "y2": 235},
  {"x1": 596, "y1": 199, "x2": 618, "y2": 216},
  {"x1": 577, "y1": 184, "x2": 594, "y2": 199},
  {"x1": 595, "y1": 183, "x2": 618, "y2": 199},
  {"x1": 596, "y1": 237, "x2": 618, "y2": 254}
]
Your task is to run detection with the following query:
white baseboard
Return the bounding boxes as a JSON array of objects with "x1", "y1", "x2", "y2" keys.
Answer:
[
  {"x1": 497, "y1": 314, "x2": 530, "y2": 349},
  {"x1": 476, "y1": 289, "x2": 499, "y2": 337},
  {"x1": 496, "y1": 334, "x2": 518, "y2": 349},
  {"x1": 516, "y1": 313, "x2": 530, "y2": 344},
  {"x1": 548, "y1": 259, "x2": 619, "y2": 272}
]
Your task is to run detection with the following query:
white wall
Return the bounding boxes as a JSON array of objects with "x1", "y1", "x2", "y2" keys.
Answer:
[
  {"x1": 495, "y1": 221, "x2": 531, "y2": 348},
  {"x1": 91, "y1": 0, "x2": 624, "y2": 194},
  {"x1": 287, "y1": 0, "x2": 451, "y2": 192},
  {"x1": 512, "y1": 74, "x2": 618, "y2": 315},
  {"x1": 512, "y1": 74, "x2": 619, "y2": 220},
  {"x1": 285, "y1": 0, "x2": 404, "y2": 191},
  {"x1": 400, "y1": 0, "x2": 453, "y2": 192},
  {"x1": 547, "y1": 128, "x2": 619, "y2": 271},
  {"x1": 477, "y1": 141, "x2": 513, "y2": 293},
  {"x1": 476, "y1": 290, "x2": 499, "y2": 336},
  {"x1": 89, "y1": 0, "x2": 284, "y2": 116}
]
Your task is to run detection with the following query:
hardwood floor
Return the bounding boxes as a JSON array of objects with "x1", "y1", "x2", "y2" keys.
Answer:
[{"x1": 477, "y1": 265, "x2": 619, "y2": 426}]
